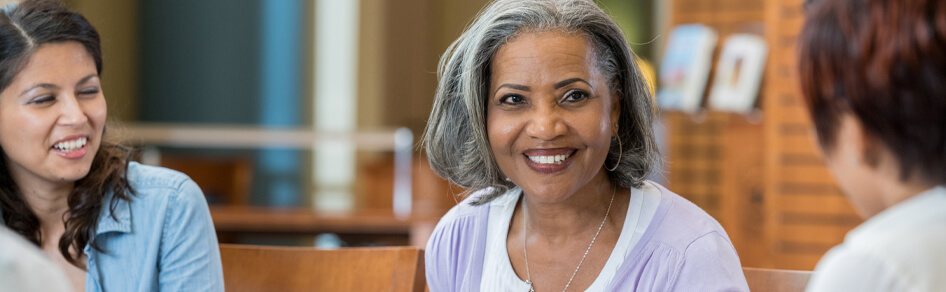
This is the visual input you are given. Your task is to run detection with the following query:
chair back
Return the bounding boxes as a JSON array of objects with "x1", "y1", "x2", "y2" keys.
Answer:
[
  {"x1": 220, "y1": 244, "x2": 425, "y2": 292},
  {"x1": 743, "y1": 267, "x2": 813, "y2": 292},
  {"x1": 158, "y1": 155, "x2": 253, "y2": 205}
]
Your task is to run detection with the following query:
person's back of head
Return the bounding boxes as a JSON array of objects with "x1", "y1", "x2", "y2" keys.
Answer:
[
  {"x1": 798, "y1": 0, "x2": 946, "y2": 188},
  {"x1": 800, "y1": 1, "x2": 946, "y2": 291}
]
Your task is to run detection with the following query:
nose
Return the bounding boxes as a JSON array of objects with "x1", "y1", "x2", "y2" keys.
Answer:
[
  {"x1": 57, "y1": 94, "x2": 88, "y2": 127},
  {"x1": 524, "y1": 101, "x2": 567, "y2": 141}
]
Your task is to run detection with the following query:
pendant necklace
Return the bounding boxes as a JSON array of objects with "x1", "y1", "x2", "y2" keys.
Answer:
[{"x1": 522, "y1": 186, "x2": 616, "y2": 292}]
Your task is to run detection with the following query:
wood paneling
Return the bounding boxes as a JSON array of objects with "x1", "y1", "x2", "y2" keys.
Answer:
[
  {"x1": 762, "y1": 0, "x2": 860, "y2": 270},
  {"x1": 664, "y1": 0, "x2": 768, "y2": 267},
  {"x1": 665, "y1": 0, "x2": 860, "y2": 270}
]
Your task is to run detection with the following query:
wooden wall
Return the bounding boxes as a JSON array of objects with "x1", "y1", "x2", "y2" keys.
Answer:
[
  {"x1": 664, "y1": 0, "x2": 769, "y2": 268},
  {"x1": 665, "y1": 0, "x2": 861, "y2": 270},
  {"x1": 761, "y1": 0, "x2": 861, "y2": 270}
]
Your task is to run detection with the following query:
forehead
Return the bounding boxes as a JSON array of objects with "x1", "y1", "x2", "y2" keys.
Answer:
[
  {"x1": 5, "y1": 42, "x2": 97, "y2": 90},
  {"x1": 490, "y1": 31, "x2": 598, "y2": 83}
]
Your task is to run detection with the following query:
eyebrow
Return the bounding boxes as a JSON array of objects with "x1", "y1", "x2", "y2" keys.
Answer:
[
  {"x1": 76, "y1": 74, "x2": 98, "y2": 85},
  {"x1": 18, "y1": 73, "x2": 98, "y2": 97},
  {"x1": 495, "y1": 83, "x2": 530, "y2": 95},
  {"x1": 19, "y1": 83, "x2": 57, "y2": 96},
  {"x1": 554, "y1": 77, "x2": 591, "y2": 89}
]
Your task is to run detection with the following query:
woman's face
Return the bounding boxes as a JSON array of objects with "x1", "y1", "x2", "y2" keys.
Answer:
[
  {"x1": 487, "y1": 31, "x2": 619, "y2": 202},
  {"x1": 0, "y1": 42, "x2": 106, "y2": 189}
]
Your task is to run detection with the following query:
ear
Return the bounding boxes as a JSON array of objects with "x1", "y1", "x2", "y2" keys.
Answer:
[
  {"x1": 836, "y1": 114, "x2": 878, "y2": 167},
  {"x1": 610, "y1": 95, "x2": 621, "y2": 135}
]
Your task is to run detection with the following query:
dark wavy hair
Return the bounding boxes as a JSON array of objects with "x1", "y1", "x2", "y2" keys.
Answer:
[
  {"x1": 798, "y1": 0, "x2": 946, "y2": 185},
  {"x1": 0, "y1": 0, "x2": 134, "y2": 267}
]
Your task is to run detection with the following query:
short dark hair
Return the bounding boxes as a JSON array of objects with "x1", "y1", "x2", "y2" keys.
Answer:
[{"x1": 798, "y1": 0, "x2": 946, "y2": 184}]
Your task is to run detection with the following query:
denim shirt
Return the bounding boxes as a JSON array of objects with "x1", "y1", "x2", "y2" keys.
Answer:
[{"x1": 2, "y1": 162, "x2": 225, "y2": 291}]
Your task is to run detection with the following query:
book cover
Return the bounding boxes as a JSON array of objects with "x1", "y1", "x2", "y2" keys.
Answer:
[
  {"x1": 657, "y1": 24, "x2": 718, "y2": 113},
  {"x1": 708, "y1": 34, "x2": 768, "y2": 113}
]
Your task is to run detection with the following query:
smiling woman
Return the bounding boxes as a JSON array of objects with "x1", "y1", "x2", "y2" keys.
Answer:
[
  {"x1": 422, "y1": 0, "x2": 749, "y2": 291},
  {"x1": 0, "y1": 1, "x2": 223, "y2": 291}
]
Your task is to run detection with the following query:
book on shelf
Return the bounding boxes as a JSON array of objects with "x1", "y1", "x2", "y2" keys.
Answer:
[
  {"x1": 657, "y1": 24, "x2": 718, "y2": 113},
  {"x1": 708, "y1": 34, "x2": 768, "y2": 113}
]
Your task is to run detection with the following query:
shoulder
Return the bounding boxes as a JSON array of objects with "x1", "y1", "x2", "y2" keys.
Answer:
[
  {"x1": 126, "y1": 162, "x2": 205, "y2": 205},
  {"x1": 809, "y1": 212, "x2": 946, "y2": 291},
  {"x1": 126, "y1": 162, "x2": 193, "y2": 192},
  {"x1": 426, "y1": 188, "x2": 494, "y2": 253},
  {"x1": 629, "y1": 182, "x2": 748, "y2": 291},
  {"x1": 645, "y1": 182, "x2": 733, "y2": 252},
  {"x1": 425, "y1": 188, "x2": 503, "y2": 291},
  {"x1": 807, "y1": 245, "x2": 908, "y2": 291}
]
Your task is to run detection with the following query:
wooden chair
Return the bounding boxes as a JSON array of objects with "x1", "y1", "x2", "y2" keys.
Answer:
[
  {"x1": 743, "y1": 267, "x2": 813, "y2": 292},
  {"x1": 219, "y1": 244, "x2": 425, "y2": 292},
  {"x1": 158, "y1": 155, "x2": 253, "y2": 206}
]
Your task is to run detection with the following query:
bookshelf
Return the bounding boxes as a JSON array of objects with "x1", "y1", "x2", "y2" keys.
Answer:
[{"x1": 662, "y1": 0, "x2": 860, "y2": 269}]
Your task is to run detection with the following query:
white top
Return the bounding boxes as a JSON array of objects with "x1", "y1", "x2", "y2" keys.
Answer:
[
  {"x1": 0, "y1": 226, "x2": 72, "y2": 292},
  {"x1": 807, "y1": 186, "x2": 946, "y2": 292},
  {"x1": 480, "y1": 182, "x2": 662, "y2": 291}
]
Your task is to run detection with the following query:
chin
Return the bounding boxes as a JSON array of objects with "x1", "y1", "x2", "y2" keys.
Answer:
[
  {"x1": 57, "y1": 168, "x2": 93, "y2": 183},
  {"x1": 520, "y1": 184, "x2": 573, "y2": 202}
]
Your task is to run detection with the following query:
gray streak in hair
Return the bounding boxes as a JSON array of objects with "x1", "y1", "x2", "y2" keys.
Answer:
[{"x1": 422, "y1": 0, "x2": 661, "y2": 205}]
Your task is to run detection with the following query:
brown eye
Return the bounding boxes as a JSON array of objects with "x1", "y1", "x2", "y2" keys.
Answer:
[
  {"x1": 562, "y1": 90, "x2": 589, "y2": 103},
  {"x1": 500, "y1": 94, "x2": 525, "y2": 105}
]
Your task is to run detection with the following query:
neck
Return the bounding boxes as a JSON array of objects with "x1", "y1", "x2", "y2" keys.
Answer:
[
  {"x1": 12, "y1": 176, "x2": 74, "y2": 230},
  {"x1": 869, "y1": 152, "x2": 939, "y2": 217},
  {"x1": 521, "y1": 171, "x2": 616, "y2": 241},
  {"x1": 879, "y1": 177, "x2": 937, "y2": 213}
]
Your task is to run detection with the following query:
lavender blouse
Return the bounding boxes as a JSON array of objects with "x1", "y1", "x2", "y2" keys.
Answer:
[{"x1": 425, "y1": 182, "x2": 749, "y2": 291}]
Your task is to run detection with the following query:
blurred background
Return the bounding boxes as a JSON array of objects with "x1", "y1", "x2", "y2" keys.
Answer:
[{"x1": 16, "y1": 0, "x2": 845, "y2": 271}]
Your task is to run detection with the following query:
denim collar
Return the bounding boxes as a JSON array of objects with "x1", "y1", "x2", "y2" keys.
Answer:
[
  {"x1": 95, "y1": 192, "x2": 132, "y2": 235},
  {"x1": 83, "y1": 192, "x2": 132, "y2": 255}
]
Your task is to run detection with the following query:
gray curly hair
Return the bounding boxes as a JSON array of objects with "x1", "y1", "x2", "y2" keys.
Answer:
[{"x1": 422, "y1": 0, "x2": 661, "y2": 205}]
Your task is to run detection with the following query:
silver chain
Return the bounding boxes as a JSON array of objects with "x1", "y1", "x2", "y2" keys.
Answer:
[{"x1": 523, "y1": 186, "x2": 616, "y2": 292}]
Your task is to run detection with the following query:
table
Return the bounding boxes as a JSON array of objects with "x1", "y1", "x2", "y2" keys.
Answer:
[{"x1": 209, "y1": 206, "x2": 436, "y2": 247}]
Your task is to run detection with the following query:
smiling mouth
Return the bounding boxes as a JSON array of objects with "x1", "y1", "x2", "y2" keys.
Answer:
[
  {"x1": 52, "y1": 137, "x2": 88, "y2": 153},
  {"x1": 525, "y1": 150, "x2": 576, "y2": 165}
]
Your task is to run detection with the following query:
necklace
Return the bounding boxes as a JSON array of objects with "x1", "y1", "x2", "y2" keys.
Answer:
[{"x1": 522, "y1": 186, "x2": 617, "y2": 292}]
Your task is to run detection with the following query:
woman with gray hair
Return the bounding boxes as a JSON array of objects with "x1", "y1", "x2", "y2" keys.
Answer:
[{"x1": 422, "y1": 0, "x2": 748, "y2": 291}]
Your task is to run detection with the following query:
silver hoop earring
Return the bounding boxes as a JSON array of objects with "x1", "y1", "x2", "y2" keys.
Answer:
[{"x1": 606, "y1": 135, "x2": 622, "y2": 172}]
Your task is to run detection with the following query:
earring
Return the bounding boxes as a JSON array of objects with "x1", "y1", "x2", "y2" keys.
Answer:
[{"x1": 606, "y1": 134, "x2": 623, "y2": 172}]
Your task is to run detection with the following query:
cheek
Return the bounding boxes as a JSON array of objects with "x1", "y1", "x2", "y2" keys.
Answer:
[
  {"x1": 0, "y1": 110, "x2": 45, "y2": 163},
  {"x1": 823, "y1": 154, "x2": 862, "y2": 199},
  {"x1": 575, "y1": 109, "x2": 613, "y2": 145},
  {"x1": 88, "y1": 99, "x2": 108, "y2": 125},
  {"x1": 486, "y1": 111, "x2": 522, "y2": 155},
  {"x1": 0, "y1": 109, "x2": 43, "y2": 141}
]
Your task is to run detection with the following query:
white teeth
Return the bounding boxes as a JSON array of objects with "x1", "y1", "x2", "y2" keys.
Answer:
[
  {"x1": 528, "y1": 152, "x2": 572, "y2": 165},
  {"x1": 53, "y1": 137, "x2": 87, "y2": 153}
]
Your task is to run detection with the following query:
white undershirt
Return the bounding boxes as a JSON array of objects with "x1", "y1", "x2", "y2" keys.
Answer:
[{"x1": 480, "y1": 182, "x2": 661, "y2": 291}]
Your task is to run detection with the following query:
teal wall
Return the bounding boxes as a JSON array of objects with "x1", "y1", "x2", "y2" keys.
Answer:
[{"x1": 138, "y1": 0, "x2": 305, "y2": 207}]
